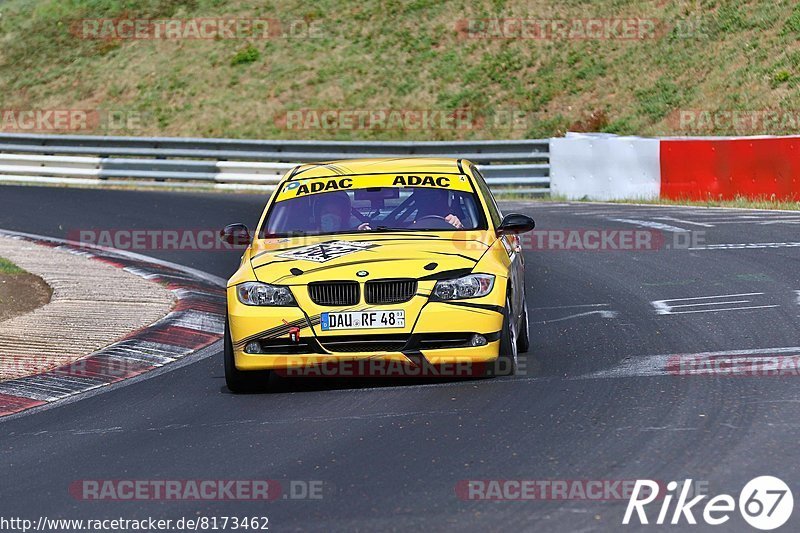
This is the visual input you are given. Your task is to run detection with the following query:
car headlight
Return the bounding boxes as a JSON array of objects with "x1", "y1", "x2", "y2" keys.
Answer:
[
  {"x1": 433, "y1": 274, "x2": 495, "y2": 300},
  {"x1": 236, "y1": 282, "x2": 296, "y2": 306}
]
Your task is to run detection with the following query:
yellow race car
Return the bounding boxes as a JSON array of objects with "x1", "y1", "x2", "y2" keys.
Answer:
[{"x1": 220, "y1": 158, "x2": 535, "y2": 392}]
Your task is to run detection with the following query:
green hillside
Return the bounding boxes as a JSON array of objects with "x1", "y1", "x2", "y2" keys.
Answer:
[{"x1": 1, "y1": 0, "x2": 798, "y2": 140}]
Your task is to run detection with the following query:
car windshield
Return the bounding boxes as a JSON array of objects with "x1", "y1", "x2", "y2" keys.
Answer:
[{"x1": 262, "y1": 185, "x2": 486, "y2": 237}]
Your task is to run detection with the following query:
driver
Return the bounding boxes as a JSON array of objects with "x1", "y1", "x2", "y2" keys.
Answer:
[
  {"x1": 313, "y1": 192, "x2": 354, "y2": 233},
  {"x1": 411, "y1": 188, "x2": 463, "y2": 229}
]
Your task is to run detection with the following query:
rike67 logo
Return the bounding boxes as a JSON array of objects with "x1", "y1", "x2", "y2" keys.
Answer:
[{"x1": 624, "y1": 477, "x2": 794, "y2": 530}]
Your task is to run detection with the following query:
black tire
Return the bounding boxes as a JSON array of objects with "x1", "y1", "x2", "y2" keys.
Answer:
[
  {"x1": 488, "y1": 296, "x2": 518, "y2": 377},
  {"x1": 516, "y1": 300, "x2": 530, "y2": 354},
  {"x1": 224, "y1": 317, "x2": 272, "y2": 393}
]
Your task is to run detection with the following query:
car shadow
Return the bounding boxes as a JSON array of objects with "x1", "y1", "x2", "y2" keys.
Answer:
[{"x1": 218, "y1": 374, "x2": 488, "y2": 395}]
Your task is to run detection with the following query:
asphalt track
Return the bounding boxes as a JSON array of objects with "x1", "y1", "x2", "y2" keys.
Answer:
[{"x1": 1, "y1": 185, "x2": 800, "y2": 532}]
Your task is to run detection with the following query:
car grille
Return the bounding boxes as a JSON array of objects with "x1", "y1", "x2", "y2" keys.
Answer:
[
  {"x1": 319, "y1": 334, "x2": 409, "y2": 353},
  {"x1": 364, "y1": 279, "x2": 417, "y2": 305},
  {"x1": 308, "y1": 281, "x2": 359, "y2": 306}
]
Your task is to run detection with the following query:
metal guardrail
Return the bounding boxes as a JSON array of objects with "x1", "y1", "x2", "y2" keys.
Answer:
[{"x1": 0, "y1": 133, "x2": 550, "y2": 194}]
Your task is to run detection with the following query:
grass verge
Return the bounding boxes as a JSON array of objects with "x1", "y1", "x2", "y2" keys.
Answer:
[
  {"x1": 0, "y1": 257, "x2": 25, "y2": 275},
  {"x1": 1, "y1": 0, "x2": 799, "y2": 139}
]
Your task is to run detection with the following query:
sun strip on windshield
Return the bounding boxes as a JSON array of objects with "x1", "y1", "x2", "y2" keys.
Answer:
[{"x1": 274, "y1": 173, "x2": 474, "y2": 203}]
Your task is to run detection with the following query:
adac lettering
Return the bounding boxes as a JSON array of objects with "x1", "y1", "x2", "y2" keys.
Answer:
[
  {"x1": 392, "y1": 175, "x2": 451, "y2": 187},
  {"x1": 285, "y1": 178, "x2": 353, "y2": 196}
]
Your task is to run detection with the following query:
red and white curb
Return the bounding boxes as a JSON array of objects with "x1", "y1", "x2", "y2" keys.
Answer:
[{"x1": 0, "y1": 230, "x2": 226, "y2": 418}]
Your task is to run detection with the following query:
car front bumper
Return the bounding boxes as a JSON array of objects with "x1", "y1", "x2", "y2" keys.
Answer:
[{"x1": 227, "y1": 286, "x2": 505, "y2": 374}]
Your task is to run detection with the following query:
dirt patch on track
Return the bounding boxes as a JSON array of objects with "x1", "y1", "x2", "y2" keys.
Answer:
[{"x1": 0, "y1": 266, "x2": 52, "y2": 323}]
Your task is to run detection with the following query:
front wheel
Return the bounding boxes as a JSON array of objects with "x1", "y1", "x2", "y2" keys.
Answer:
[
  {"x1": 488, "y1": 296, "x2": 518, "y2": 377},
  {"x1": 224, "y1": 317, "x2": 272, "y2": 393}
]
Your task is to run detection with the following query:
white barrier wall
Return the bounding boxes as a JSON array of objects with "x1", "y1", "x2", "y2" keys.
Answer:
[{"x1": 550, "y1": 133, "x2": 661, "y2": 200}]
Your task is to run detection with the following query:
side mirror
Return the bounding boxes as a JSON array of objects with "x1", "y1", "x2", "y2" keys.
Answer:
[
  {"x1": 496, "y1": 214, "x2": 535, "y2": 235},
  {"x1": 220, "y1": 223, "x2": 251, "y2": 246}
]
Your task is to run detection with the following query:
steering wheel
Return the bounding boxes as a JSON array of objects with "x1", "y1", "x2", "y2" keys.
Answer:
[{"x1": 413, "y1": 215, "x2": 454, "y2": 229}]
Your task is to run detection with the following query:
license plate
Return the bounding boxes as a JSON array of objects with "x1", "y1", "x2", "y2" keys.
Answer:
[{"x1": 320, "y1": 310, "x2": 405, "y2": 331}]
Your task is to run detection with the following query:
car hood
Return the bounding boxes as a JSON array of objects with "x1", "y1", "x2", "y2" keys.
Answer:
[{"x1": 249, "y1": 233, "x2": 494, "y2": 285}]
